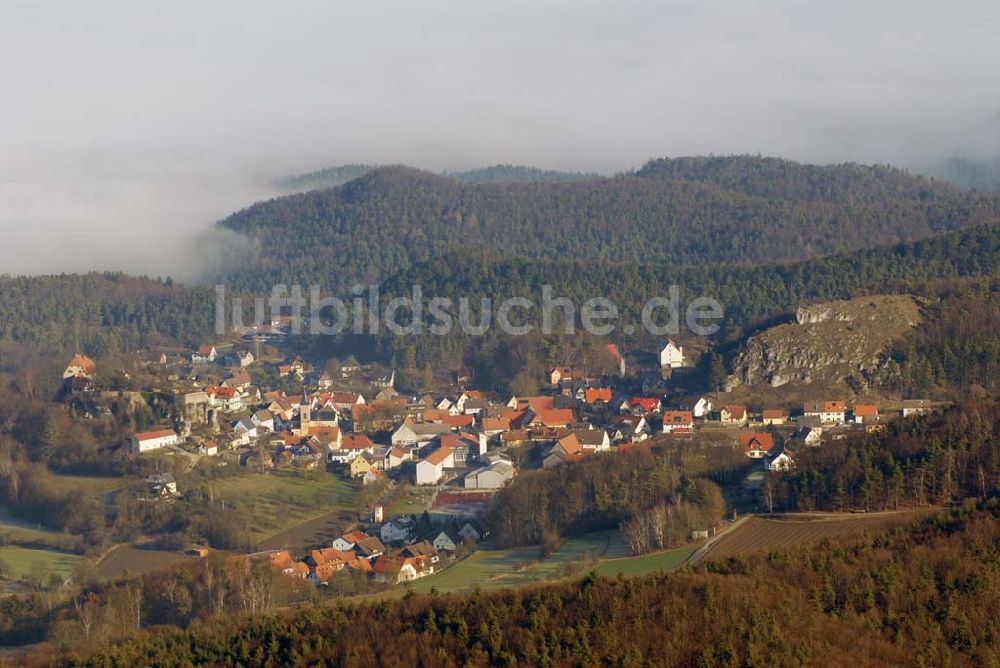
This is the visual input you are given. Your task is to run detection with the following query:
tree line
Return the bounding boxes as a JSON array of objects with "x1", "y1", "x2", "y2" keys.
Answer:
[{"x1": 36, "y1": 503, "x2": 1000, "y2": 666}]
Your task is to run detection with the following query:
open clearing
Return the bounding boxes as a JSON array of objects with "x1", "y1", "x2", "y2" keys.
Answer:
[
  {"x1": 0, "y1": 547, "x2": 81, "y2": 580},
  {"x1": 205, "y1": 470, "x2": 359, "y2": 549},
  {"x1": 595, "y1": 548, "x2": 695, "y2": 577},
  {"x1": 410, "y1": 530, "x2": 644, "y2": 594},
  {"x1": 703, "y1": 509, "x2": 938, "y2": 560},
  {"x1": 90, "y1": 544, "x2": 189, "y2": 581}
]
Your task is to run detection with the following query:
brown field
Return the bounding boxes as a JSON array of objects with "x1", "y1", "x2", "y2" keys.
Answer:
[
  {"x1": 90, "y1": 544, "x2": 190, "y2": 581},
  {"x1": 257, "y1": 508, "x2": 356, "y2": 553},
  {"x1": 703, "y1": 509, "x2": 939, "y2": 560}
]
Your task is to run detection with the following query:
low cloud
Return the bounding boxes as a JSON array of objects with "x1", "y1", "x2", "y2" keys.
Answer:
[{"x1": 1, "y1": 0, "x2": 999, "y2": 280}]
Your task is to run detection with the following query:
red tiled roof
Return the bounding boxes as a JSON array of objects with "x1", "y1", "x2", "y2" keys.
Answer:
[
  {"x1": 424, "y1": 446, "x2": 454, "y2": 466},
  {"x1": 629, "y1": 397, "x2": 661, "y2": 413},
  {"x1": 134, "y1": 429, "x2": 175, "y2": 441},
  {"x1": 662, "y1": 411, "x2": 694, "y2": 425},
  {"x1": 67, "y1": 353, "x2": 97, "y2": 374},
  {"x1": 739, "y1": 432, "x2": 774, "y2": 453},
  {"x1": 440, "y1": 414, "x2": 475, "y2": 429},
  {"x1": 585, "y1": 388, "x2": 613, "y2": 403},
  {"x1": 531, "y1": 409, "x2": 574, "y2": 427}
]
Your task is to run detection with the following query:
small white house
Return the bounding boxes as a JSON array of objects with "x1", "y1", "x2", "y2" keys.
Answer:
[
  {"x1": 765, "y1": 445, "x2": 795, "y2": 472},
  {"x1": 691, "y1": 397, "x2": 712, "y2": 418},
  {"x1": 132, "y1": 429, "x2": 179, "y2": 453},
  {"x1": 192, "y1": 345, "x2": 217, "y2": 364},
  {"x1": 659, "y1": 340, "x2": 684, "y2": 368}
]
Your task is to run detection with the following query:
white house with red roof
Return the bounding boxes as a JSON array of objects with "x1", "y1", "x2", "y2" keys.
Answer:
[
  {"x1": 191, "y1": 345, "x2": 217, "y2": 364},
  {"x1": 131, "y1": 429, "x2": 179, "y2": 453},
  {"x1": 63, "y1": 353, "x2": 97, "y2": 379},
  {"x1": 415, "y1": 446, "x2": 454, "y2": 485}
]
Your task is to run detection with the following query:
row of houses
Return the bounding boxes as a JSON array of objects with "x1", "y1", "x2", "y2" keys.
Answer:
[{"x1": 269, "y1": 522, "x2": 482, "y2": 586}]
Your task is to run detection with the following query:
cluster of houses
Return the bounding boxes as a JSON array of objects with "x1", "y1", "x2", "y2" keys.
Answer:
[
  {"x1": 67, "y1": 339, "x2": 935, "y2": 493},
  {"x1": 267, "y1": 520, "x2": 483, "y2": 586}
]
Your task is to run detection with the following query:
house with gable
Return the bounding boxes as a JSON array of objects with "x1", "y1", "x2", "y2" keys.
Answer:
[
  {"x1": 431, "y1": 530, "x2": 460, "y2": 553},
  {"x1": 659, "y1": 340, "x2": 684, "y2": 368},
  {"x1": 380, "y1": 517, "x2": 416, "y2": 544},
  {"x1": 543, "y1": 433, "x2": 587, "y2": 468},
  {"x1": 63, "y1": 353, "x2": 97, "y2": 380},
  {"x1": 415, "y1": 446, "x2": 454, "y2": 485},
  {"x1": 739, "y1": 432, "x2": 774, "y2": 459},
  {"x1": 765, "y1": 443, "x2": 795, "y2": 471},
  {"x1": 720, "y1": 405, "x2": 748, "y2": 425}
]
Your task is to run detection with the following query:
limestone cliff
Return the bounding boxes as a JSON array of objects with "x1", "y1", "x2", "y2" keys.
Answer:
[{"x1": 726, "y1": 295, "x2": 924, "y2": 391}]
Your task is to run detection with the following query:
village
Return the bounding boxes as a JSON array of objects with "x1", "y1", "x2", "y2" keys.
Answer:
[{"x1": 57, "y1": 333, "x2": 936, "y2": 588}]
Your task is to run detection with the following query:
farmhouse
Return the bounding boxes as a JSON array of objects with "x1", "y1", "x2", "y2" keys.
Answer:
[{"x1": 132, "y1": 429, "x2": 179, "y2": 453}]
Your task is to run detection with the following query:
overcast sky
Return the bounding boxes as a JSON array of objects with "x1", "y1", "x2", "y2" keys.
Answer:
[{"x1": 2, "y1": 0, "x2": 998, "y2": 279}]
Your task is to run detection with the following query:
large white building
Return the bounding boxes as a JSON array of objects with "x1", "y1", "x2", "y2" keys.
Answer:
[
  {"x1": 132, "y1": 429, "x2": 179, "y2": 453},
  {"x1": 659, "y1": 340, "x2": 684, "y2": 368}
]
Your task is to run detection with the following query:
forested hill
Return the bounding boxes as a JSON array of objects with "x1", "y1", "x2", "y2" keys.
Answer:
[
  {"x1": 218, "y1": 156, "x2": 1000, "y2": 293},
  {"x1": 276, "y1": 163, "x2": 600, "y2": 192},
  {"x1": 0, "y1": 273, "x2": 216, "y2": 356}
]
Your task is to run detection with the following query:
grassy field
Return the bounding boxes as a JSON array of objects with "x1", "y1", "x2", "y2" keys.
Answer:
[
  {"x1": 408, "y1": 531, "x2": 637, "y2": 594},
  {"x1": 594, "y1": 548, "x2": 695, "y2": 577},
  {"x1": 385, "y1": 486, "x2": 434, "y2": 517},
  {"x1": 206, "y1": 470, "x2": 359, "y2": 547},
  {"x1": 50, "y1": 474, "x2": 124, "y2": 498},
  {"x1": 0, "y1": 547, "x2": 81, "y2": 580}
]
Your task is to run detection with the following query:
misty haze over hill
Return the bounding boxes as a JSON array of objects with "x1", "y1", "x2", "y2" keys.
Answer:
[{"x1": 1, "y1": 1, "x2": 999, "y2": 280}]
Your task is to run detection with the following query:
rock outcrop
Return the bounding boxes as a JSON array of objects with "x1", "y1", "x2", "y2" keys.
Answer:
[{"x1": 726, "y1": 295, "x2": 924, "y2": 391}]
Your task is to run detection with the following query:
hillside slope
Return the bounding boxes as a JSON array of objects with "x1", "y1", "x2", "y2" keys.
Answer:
[{"x1": 217, "y1": 156, "x2": 1000, "y2": 293}]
